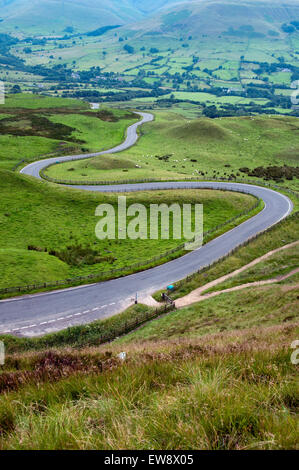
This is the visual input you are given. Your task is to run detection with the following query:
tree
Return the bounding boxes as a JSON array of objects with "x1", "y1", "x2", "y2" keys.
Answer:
[
  {"x1": 123, "y1": 45, "x2": 134, "y2": 54},
  {"x1": 281, "y1": 23, "x2": 295, "y2": 33},
  {"x1": 203, "y1": 105, "x2": 218, "y2": 118},
  {"x1": 11, "y1": 84, "x2": 21, "y2": 94}
]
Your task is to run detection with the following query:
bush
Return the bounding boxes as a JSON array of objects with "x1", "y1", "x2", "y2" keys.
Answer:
[{"x1": 48, "y1": 244, "x2": 116, "y2": 266}]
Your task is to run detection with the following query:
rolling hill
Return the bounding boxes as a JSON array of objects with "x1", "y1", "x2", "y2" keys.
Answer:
[
  {"x1": 126, "y1": 0, "x2": 299, "y2": 39},
  {"x1": 1, "y1": 0, "x2": 298, "y2": 40},
  {"x1": 0, "y1": 0, "x2": 190, "y2": 35}
]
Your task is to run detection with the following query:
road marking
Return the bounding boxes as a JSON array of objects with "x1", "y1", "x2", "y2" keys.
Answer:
[
  {"x1": 1, "y1": 307, "x2": 108, "y2": 333},
  {"x1": 0, "y1": 283, "x2": 99, "y2": 303}
]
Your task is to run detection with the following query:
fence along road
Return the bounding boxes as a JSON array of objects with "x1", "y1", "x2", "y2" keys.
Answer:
[{"x1": 0, "y1": 113, "x2": 293, "y2": 337}]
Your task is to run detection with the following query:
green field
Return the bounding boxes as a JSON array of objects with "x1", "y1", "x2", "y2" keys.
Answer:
[
  {"x1": 0, "y1": 94, "x2": 89, "y2": 110},
  {"x1": 0, "y1": 170, "x2": 257, "y2": 289},
  {"x1": 44, "y1": 153, "x2": 186, "y2": 183},
  {"x1": 45, "y1": 111, "x2": 299, "y2": 190}
]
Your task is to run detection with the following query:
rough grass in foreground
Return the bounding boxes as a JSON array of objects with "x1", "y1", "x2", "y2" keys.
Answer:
[{"x1": 0, "y1": 322, "x2": 298, "y2": 450}]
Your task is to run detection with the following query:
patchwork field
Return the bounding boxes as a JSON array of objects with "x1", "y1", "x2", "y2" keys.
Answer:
[{"x1": 2, "y1": 3, "x2": 299, "y2": 118}]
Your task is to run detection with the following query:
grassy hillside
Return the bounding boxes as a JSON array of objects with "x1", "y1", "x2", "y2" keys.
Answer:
[
  {"x1": 120, "y1": 273, "x2": 299, "y2": 344},
  {"x1": 0, "y1": 284, "x2": 297, "y2": 449},
  {"x1": 205, "y1": 243, "x2": 299, "y2": 292},
  {"x1": 0, "y1": 222, "x2": 296, "y2": 449},
  {"x1": 46, "y1": 112, "x2": 299, "y2": 189},
  {"x1": 153, "y1": 211, "x2": 299, "y2": 301},
  {"x1": 0, "y1": 94, "x2": 138, "y2": 170},
  {"x1": 0, "y1": 0, "x2": 141, "y2": 35},
  {"x1": 128, "y1": 0, "x2": 299, "y2": 38},
  {"x1": 0, "y1": 0, "x2": 185, "y2": 35},
  {"x1": 0, "y1": 191, "x2": 297, "y2": 449}
]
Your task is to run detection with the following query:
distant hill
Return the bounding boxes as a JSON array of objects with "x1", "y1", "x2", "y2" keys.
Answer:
[
  {"x1": 0, "y1": 0, "x2": 188, "y2": 35},
  {"x1": 1, "y1": 0, "x2": 298, "y2": 37},
  {"x1": 126, "y1": 0, "x2": 299, "y2": 39}
]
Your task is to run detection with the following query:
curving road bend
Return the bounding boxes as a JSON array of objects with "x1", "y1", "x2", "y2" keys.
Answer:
[
  {"x1": 0, "y1": 113, "x2": 293, "y2": 337},
  {"x1": 20, "y1": 112, "x2": 154, "y2": 179}
]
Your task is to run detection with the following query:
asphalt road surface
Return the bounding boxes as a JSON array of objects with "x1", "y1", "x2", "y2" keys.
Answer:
[{"x1": 0, "y1": 113, "x2": 293, "y2": 337}]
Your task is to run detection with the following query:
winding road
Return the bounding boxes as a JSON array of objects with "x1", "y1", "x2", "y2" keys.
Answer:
[{"x1": 0, "y1": 112, "x2": 293, "y2": 337}]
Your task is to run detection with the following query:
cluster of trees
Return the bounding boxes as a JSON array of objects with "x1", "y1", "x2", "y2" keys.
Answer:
[
  {"x1": 251, "y1": 59, "x2": 299, "y2": 82},
  {"x1": 281, "y1": 21, "x2": 299, "y2": 34},
  {"x1": 123, "y1": 45, "x2": 134, "y2": 54},
  {"x1": 223, "y1": 25, "x2": 265, "y2": 39},
  {"x1": 86, "y1": 25, "x2": 120, "y2": 37},
  {"x1": 62, "y1": 87, "x2": 170, "y2": 102},
  {"x1": 240, "y1": 165, "x2": 299, "y2": 183},
  {"x1": 0, "y1": 33, "x2": 23, "y2": 68},
  {"x1": 202, "y1": 102, "x2": 288, "y2": 118},
  {"x1": 0, "y1": 33, "x2": 19, "y2": 53}
]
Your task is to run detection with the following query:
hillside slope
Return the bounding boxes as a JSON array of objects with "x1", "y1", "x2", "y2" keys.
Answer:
[
  {"x1": 127, "y1": 0, "x2": 299, "y2": 39},
  {"x1": 0, "y1": 0, "x2": 189, "y2": 34},
  {"x1": 0, "y1": 284, "x2": 297, "y2": 449}
]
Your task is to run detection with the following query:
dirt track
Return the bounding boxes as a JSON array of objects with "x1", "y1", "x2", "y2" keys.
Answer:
[{"x1": 173, "y1": 241, "x2": 299, "y2": 308}]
